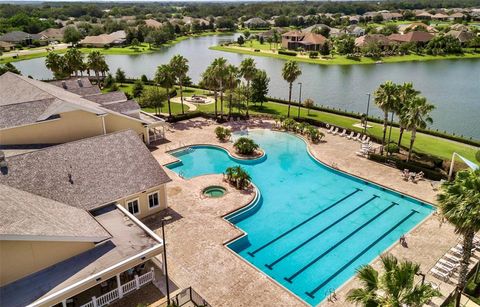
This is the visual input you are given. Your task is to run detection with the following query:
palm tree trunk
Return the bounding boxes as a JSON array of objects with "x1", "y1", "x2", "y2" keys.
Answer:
[
  {"x1": 287, "y1": 82, "x2": 293, "y2": 118},
  {"x1": 386, "y1": 112, "x2": 394, "y2": 155},
  {"x1": 179, "y1": 82, "x2": 184, "y2": 114},
  {"x1": 381, "y1": 111, "x2": 388, "y2": 155},
  {"x1": 220, "y1": 84, "x2": 224, "y2": 119},
  {"x1": 229, "y1": 90, "x2": 233, "y2": 119},
  {"x1": 246, "y1": 80, "x2": 250, "y2": 117},
  {"x1": 456, "y1": 231, "x2": 475, "y2": 307},
  {"x1": 407, "y1": 128, "x2": 416, "y2": 162},
  {"x1": 167, "y1": 88, "x2": 172, "y2": 117},
  {"x1": 214, "y1": 90, "x2": 218, "y2": 118},
  {"x1": 95, "y1": 71, "x2": 100, "y2": 86},
  {"x1": 397, "y1": 126, "x2": 405, "y2": 147}
]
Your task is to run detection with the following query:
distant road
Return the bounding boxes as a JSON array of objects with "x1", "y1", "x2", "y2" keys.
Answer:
[{"x1": 0, "y1": 43, "x2": 70, "y2": 59}]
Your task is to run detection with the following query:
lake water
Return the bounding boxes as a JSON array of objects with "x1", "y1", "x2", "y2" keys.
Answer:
[{"x1": 12, "y1": 33, "x2": 480, "y2": 139}]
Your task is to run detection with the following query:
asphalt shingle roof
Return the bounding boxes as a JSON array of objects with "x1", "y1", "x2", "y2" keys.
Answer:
[{"x1": 0, "y1": 130, "x2": 171, "y2": 211}]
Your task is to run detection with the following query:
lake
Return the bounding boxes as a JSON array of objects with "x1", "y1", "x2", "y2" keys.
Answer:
[{"x1": 12, "y1": 33, "x2": 480, "y2": 139}]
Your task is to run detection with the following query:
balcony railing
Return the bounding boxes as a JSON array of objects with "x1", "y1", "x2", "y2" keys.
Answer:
[{"x1": 79, "y1": 268, "x2": 154, "y2": 307}]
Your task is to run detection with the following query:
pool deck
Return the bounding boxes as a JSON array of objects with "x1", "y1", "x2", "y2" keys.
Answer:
[{"x1": 144, "y1": 117, "x2": 474, "y2": 307}]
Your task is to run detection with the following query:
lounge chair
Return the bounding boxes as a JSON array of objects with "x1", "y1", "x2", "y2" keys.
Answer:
[
  {"x1": 327, "y1": 126, "x2": 334, "y2": 134},
  {"x1": 353, "y1": 133, "x2": 362, "y2": 141},
  {"x1": 438, "y1": 258, "x2": 458, "y2": 271},
  {"x1": 332, "y1": 127, "x2": 339, "y2": 135},
  {"x1": 402, "y1": 169, "x2": 410, "y2": 181},
  {"x1": 444, "y1": 253, "x2": 462, "y2": 263},
  {"x1": 339, "y1": 129, "x2": 347, "y2": 137},
  {"x1": 430, "y1": 267, "x2": 451, "y2": 281},
  {"x1": 361, "y1": 135, "x2": 367, "y2": 142},
  {"x1": 435, "y1": 262, "x2": 455, "y2": 274},
  {"x1": 364, "y1": 137, "x2": 370, "y2": 143},
  {"x1": 346, "y1": 131, "x2": 355, "y2": 139}
]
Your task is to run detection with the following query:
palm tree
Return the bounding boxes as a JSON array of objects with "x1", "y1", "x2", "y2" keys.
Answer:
[
  {"x1": 403, "y1": 96, "x2": 435, "y2": 161},
  {"x1": 347, "y1": 254, "x2": 440, "y2": 307},
  {"x1": 437, "y1": 169, "x2": 480, "y2": 307},
  {"x1": 239, "y1": 58, "x2": 257, "y2": 116},
  {"x1": 200, "y1": 64, "x2": 218, "y2": 117},
  {"x1": 225, "y1": 64, "x2": 240, "y2": 119},
  {"x1": 169, "y1": 55, "x2": 189, "y2": 115},
  {"x1": 154, "y1": 64, "x2": 176, "y2": 118},
  {"x1": 64, "y1": 48, "x2": 84, "y2": 77},
  {"x1": 282, "y1": 61, "x2": 302, "y2": 118},
  {"x1": 396, "y1": 83, "x2": 420, "y2": 147},
  {"x1": 211, "y1": 58, "x2": 228, "y2": 119},
  {"x1": 87, "y1": 51, "x2": 108, "y2": 85},
  {"x1": 45, "y1": 52, "x2": 65, "y2": 79},
  {"x1": 374, "y1": 81, "x2": 399, "y2": 155}
]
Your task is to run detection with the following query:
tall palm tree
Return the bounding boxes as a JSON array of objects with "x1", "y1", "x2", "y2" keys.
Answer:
[
  {"x1": 211, "y1": 57, "x2": 228, "y2": 119},
  {"x1": 282, "y1": 61, "x2": 302, "y2": 118},
  {"x1": 169, "y1": 55, "x2": 189, "y2": 115},
  {"x1": 403, "y1": 96, "x2": 435, "y2": 161},
  {"x1": 396, "y1": 82, "x2": 420, "y2": 147},
  {"x1": 437, "y1": 169, "x2": 480, "y2": 307},
  {"x1": 225, "y1": 64, "x2": 240, "y2": 119},
  {"x1": 200, "y1": 65, "x2": 218, "y2": 117},
  {"x1": 64, "y1": 48, "x2": 84, "y2": 77},
  {"x1": 154, "y1": 64, "x2": 176, "y2": 117},
  {"x1": 374, "y1": 81, "x2": 399, "y2": 155},
  {"x1": 45, "y1": 52, "x2": 65, "y2": 79},
  {"x1": 239, "y1": 58, "x2": 257, "y2": 116},
  {"x1": 87, "y1": 51, "x2": 108, "y2": 85},
  {"x1": 347, "y1": 254, "x2": 440, "y2": 307}
]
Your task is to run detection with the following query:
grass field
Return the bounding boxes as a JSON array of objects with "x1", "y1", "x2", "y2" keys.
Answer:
[
  {"x1": 211, "y1": 40, "x2": 480, "y2": 65},
  {"x1": 112, "y1": 82, "x2": 478, "y2": 161}
]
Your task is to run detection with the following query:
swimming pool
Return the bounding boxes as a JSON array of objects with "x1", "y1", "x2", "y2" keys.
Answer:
[{"x1": 167, "y1": 130, "x2": 434, "y2": 306}]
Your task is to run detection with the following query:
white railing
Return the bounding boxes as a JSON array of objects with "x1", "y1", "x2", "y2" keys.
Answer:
[
  {"x1": 80, "y1": 268, "x2": 155, "y2": 307},
  {"x1": 121, "y1": 278, "x2": 137, "y2": 295},
  {"x1": 96, "y1": 288, "x2": 119, "y2": 307}
]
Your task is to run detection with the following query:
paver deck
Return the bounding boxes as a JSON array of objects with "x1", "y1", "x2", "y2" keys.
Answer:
[{"x1": 143, "y1": 117, "x2": 472, "y2": 307}]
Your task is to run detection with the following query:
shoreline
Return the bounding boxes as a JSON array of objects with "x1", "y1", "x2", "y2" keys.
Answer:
[
  {"x1": 210, "y1": 45, "x2": 480, "y2": 65},
  {"x1": 0, "y1": 31, "x2": 235, "y2": 65}
]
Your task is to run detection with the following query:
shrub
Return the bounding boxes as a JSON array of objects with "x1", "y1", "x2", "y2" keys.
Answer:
[
  {"x1": 278, "y1": 50, "x2": 297, "y2": 56},
  {"x1": 132, "y1": 80, "x2": 144, "y2": 98},
  {"x1": 368, "y1": 154, "x2": 446, "y2": 181},
  {"x1": 254, "y1": 49, "x2": 260, "y2": 52},
  {"x1": 225, "y1": 165, "x2": 251, "y2": 189},
  {"x1": 307, "y1": 126, "x2": 325, "y2": 143},
  {"x1": 234, "y1": 137, "x2": 259, "y2": 155},
  {"x1": 385, "y1": 142, "x2": 400, "y2": 154},
  {"x1": 309, "y1": 51, "x2": 319, "y2": 58},
  {"x1": 476, "y1": 150, "x2": 480, "y2": 163},
  {"x1": 215, "y1": 126, "x2": 232, "y2": 142},
  {"x1": 141, "y1": 74, "x2": 149, "y2": 83}
]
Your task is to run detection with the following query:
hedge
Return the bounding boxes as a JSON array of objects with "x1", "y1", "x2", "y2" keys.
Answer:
[
  {"x1": 369, "y1": 154, "x2": 447, "y2": 181},
  {"x1": 278, "y1": 50, "x2": 297, "y2": 56}
]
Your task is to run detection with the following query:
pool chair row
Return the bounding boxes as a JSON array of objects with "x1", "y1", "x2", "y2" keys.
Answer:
[
  {"x1": 327, "y1": 126, "x2": 370, "y2": 143},
  {"x1": 430, "y1": 237, "x2": 480, "y2": 281}
]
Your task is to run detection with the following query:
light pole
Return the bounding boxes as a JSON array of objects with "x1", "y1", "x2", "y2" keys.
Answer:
[
  {"x1": 364, "y1": 93, "x2": 371, "y2": 135},
  {"x1": 161, "y1": 216, "x2": 172, "y2": 304},
  {"x1": 297, "y1": 82, "x2": 302, "y2": 119}
]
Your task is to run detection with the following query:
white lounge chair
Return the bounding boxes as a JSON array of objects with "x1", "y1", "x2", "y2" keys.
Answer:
[
  {"x1": 339, "y1": 129, "x2": 347, "y2": 137},
  {"x1": 353, "y1": 133, "x2": 362, "y2": 141},
  {"x1": 347, "y1": 131, "x2": 355, "y2": 139},
  {"x1": 430, "y1": 267, "x2": 451, "y2": 281},
  {"x1": 327, "y1": 126, "x2": 334, "y2": 134},
  {"x1": 444, "y1": 253, "x2": 461, "y2": 263},
  {"x1": 332, "y1": 127, "x2": 339, "y2": 135},
  {"x1": 364, "y1": 137, "x2": 370, "y2": 143},
  {"x1": 438, "y1": 258, "x2": 458, "y2": 271}
]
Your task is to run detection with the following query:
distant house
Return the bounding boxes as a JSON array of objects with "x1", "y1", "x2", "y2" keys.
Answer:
[
  {"x1": 303, "y1": 24, "x2": 330, "y2": 34},
  {"x1": 349, "y1": 15, "x2": 360, "y2": 24},
  {"x1": 258, "y1": 27, "x2": 288, "y2": 39},
  {"x1": 382, "y1": 12, "x2": 403, "y2": 21},
  {"x1": 0, "y1": 129, "x2": 171, "y2": 307},
  {"x1": 446, "y1": 30, "x2": 476, "y2": 44},
  {"x1": 281, "y1": 30, "x2": 327, "y2": 51},
  {"x1": 388, "y1": 31, "x2": 434, "y2": 44},
  {"x1": 398, "y1": 22, "x2": 438, "y2": 34},
  {"x1": 0, "y1": 73, "x2": 166, "y2": 146},
  {"x1": 38, "y1": 27, "x2": 65, "y2": 42},
  {"x1": 343, "y1": 25, "x2": 365, "y2": 37},
  {"x1": 79, "y1": 30, "x2": 126, "y2": 47},
  {"x1": 0, "y1": 31, "x2": 43, "y2": 45},
  {"x1": 415, "y1": 11, "x2": 433, "y2": 20},
  {"x1": 355, "y1": 34, "x2": 390, "y2": 48},
  {"x1": 0, "y1": 41, "x2": 14, "y2": 51},
  {"x1": 144, "y1": 18, "x2": 163, "y2": 29},
  {"x1": 244, "y1": 17, "x2": 269, "y2": 29},
  {"x1": 432, "y1": 13, "x2": 449, "y2": 21},
  {"x1": 449, "y1": 13, "x2": 465, "y2": 21}
]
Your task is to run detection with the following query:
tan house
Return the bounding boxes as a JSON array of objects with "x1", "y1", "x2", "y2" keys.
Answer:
[
  {"x1": 0, "y1": 41, "x2": 14, "y2": 51},
  {"x1": 388, "y1": 31, "x2": 434, "y2": 44},
  {"x1": 0, "y1": 73, "x2": 166, "y2": 146},
  {"x1": 281, "y1": 30, "x2": 327, "y2": 51},
  {"x1": 144, "y1": 18, "x2": 164, "y2": 29},
  {"x1": 38, "y1": 27, "x2": 65, "y2": 42},
  {"x1": 355, "y1": 34, "x2": 390, "y2": 48},
  {"x1": 79, "y1": 30, "x2": 126, "y2": 47},
  {"x1": 0, "y1": 130, "x2": 172, "y2": 306},
  {"x1": 446, "y1": 30, "x2": 476, "y2": 44}
]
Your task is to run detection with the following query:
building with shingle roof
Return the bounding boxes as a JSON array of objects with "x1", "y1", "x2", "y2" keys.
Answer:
[
  {"x1": 388, "y1": 31, "x2": 434, "y2": 43},
  {"x1": 244, "y1": 17, "x2": 268, "y2": 29},
  {"x1": 0, "y1": 73, "x2": 166, "y2": 146},
  {"x1": 355, "y1": 34, "x2": 390, "y2": 48},
  {"x1": 79, "y1": 30, "x2": 126, "y2": 47},
  {"x1": 446, "y1": 30, "x2": 476, "y2": 44},
  {"x1": 0, "y1": 31, "x2": 43, "y2": 44},
  {"x1": 282, "y1": 31, "x2": 327, "y2": 51},
  {"x1": 38, "y1": 27, "x2": 65, "y2": 42}
]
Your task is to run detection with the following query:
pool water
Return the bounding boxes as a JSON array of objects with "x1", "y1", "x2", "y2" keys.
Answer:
[{"x1": 167, "y1": 130, "x2": 434, "y2": 306}]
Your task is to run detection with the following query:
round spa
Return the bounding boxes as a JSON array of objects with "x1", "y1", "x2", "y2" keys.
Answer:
[{"x1": 203, "y1": 186, "x2": 226, "y2": 198}]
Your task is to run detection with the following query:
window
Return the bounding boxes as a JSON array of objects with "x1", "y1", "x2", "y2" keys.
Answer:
[
  {"x1": 148, "y1": 192, "x2": 160, "y2": 209},
  {"x1": 127, "y1": 199, "x2": 140, "y2": 215}
]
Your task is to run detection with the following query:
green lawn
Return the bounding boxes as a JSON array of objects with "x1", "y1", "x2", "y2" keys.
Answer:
[
  {"x1": 211, "y1": 40, "x2": 480, "y2": 65},
  {"x1": 109, "y1": 82, "x2": 480, "y2": 162}
]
